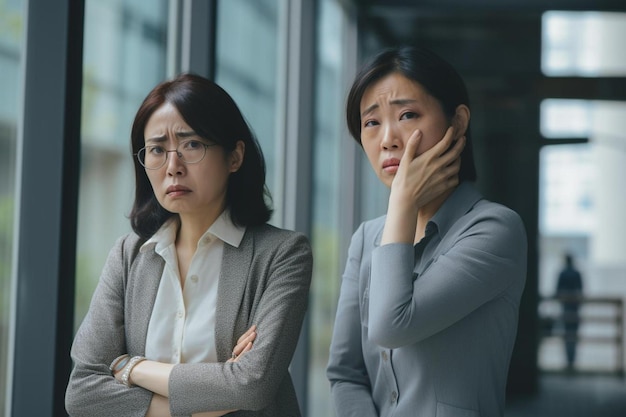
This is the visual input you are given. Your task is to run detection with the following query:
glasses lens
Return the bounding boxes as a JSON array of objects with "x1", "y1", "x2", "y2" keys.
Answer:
[
  {"x1": 137, "y1": 141, "x2": 207, "y2": 169},
  {"x1": 139, "y1": 147, "x2": 165, "y2": 169},
  {"x1": 137, "y1": 148, "x2": 147, "y2": 167},
  {"x1": 179, "y1": 140, "x2": 207, "y2": 164}
]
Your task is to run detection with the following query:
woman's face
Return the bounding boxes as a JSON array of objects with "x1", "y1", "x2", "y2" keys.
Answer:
[
  {"x1": 359, "y1": 72, "x2": 450, "y2": 188},
  {"x1": 143, "y1": 102, "x2": 243, "y2": 221}
]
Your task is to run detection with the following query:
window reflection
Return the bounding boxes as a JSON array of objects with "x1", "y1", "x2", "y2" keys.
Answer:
[
  {"x1": 309, "y1": 1, "x2": 344, "y2": 415},
  {"x1": 540, "y1": 99, "x2": 591, "y2": 139},
  {"x1": 75, "y1": 0, "x2": 168, "y2": 328},
  {"x1": 538, "y1": 139, "x2": 626, "y2": 373},
  {"x1": 215, "y1": 0, "x2": 282, "y2": 224},
  {"x1": 0, "y1": 0, "x2": 23, "y2": 413},
  {"x1": 538, "y1": 10, "x2": 626, "y2": 375},
  {"x1": 542, "y1": 11, "x2": 626, "y2": 76}
]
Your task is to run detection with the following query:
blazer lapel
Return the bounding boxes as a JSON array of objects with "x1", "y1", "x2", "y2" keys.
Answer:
[
  {"x1": 215, "y1": 229, "x2": 254, "y2": 361},
  {"x1": 126, "y1": 248, "x2": 164, "y2": 356}
]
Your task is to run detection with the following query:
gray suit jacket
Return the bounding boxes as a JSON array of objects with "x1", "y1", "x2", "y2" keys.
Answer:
[{"x1": 66, "y1": 223, "x2": 312, "y2": 417}]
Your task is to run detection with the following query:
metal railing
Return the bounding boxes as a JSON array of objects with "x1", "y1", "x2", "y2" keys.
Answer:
[{"x1": 538, "y1": 295, "x2": 624, "y2": 373}]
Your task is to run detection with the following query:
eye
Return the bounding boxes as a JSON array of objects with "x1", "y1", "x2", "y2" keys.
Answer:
[
  {"x1": 181, "y1": 139, "x2": 204, "y2": 150},
  {"x1": 363, "y1": 119, "x2": 379, "y2": 128},
  {"x1": 400, "y1": 111, "x2": 418, "y2": 120},
  {"x1": 147, "y1": 145, "x2": 165, "y2": 155}
]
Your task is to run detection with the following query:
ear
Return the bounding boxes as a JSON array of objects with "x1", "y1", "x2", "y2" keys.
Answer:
[
  {"x1": 229, "y1": 140, "x2": 245, "y2": 173},
  {"x1": 452, "y1": 104, "x2": 470, "y2": 139}
]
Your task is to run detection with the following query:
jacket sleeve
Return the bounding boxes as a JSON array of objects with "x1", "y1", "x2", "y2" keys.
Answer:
[
  {"x1": 326, "y1": 223, "x2": 379, "y2": 417},
  {"x1": 65, "y1": 235, "x2": 153, "y2": 417},
  {"x1": 368, "y1": 205, "x2": 527, "y2": 348},
  {"x1": 167, "y1": 231, "x2": 313, "y2": 416}
]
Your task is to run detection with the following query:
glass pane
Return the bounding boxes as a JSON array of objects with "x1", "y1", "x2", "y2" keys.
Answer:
[
  {"x1": 538, "y1": 100, "x2": 626, "y2": 373},
  {"x1": 542, "y1": 11, "x2": 626, "y2": 77},
  {"x1": 309, "y1": 1, "x2": 343, "y2": 415},
  {"x1": 359, "y1": 151, "x2": 389, "y2": 221},
  {"x1": 0, "y1": 0, "x2": 24, "y2": 412},
  {"x1": 539, "y1": 144, "x2": 594, "y2": 235},
  {"x1": 75, "y1": 0, "x2": 169, "y2": 328},
  {"x1": 540, "y1": 99, "x2": 591, "y2": 139},
  {"x1": 214, "y1": 0, "x2": 282, "y2": 223}
]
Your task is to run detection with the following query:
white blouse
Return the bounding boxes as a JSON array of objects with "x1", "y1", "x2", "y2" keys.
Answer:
[{"x1": 141, "y1": 211, "x2": 245, "y2": 364}]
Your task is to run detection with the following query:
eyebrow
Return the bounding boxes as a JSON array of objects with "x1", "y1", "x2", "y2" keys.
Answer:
[
  {"x1": 145, "y1": 131, "x2": 198, "y2": 143},
  {"x1": 361, "y1": 98, "x2": 418, "y2": 118}
]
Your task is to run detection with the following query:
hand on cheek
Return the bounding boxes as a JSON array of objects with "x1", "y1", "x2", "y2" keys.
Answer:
[{"x1": 391, "y1": 126, "x2": 464, "y2": 211}]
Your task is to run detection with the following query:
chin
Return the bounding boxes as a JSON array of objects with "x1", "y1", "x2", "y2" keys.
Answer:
[{"x1": 378, "y1": 176, "x2": 393, "y2": 188}]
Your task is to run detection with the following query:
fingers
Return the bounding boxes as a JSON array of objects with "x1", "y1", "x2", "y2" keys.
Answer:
[
  {"x1": 434, "y1": 130, "x2": 465, "y2": 170},
  {"x1": 236, "y1": 325, "x2": 256, "y2": 345},
  {"x1": 442, "y1": 156, "x2": 462, "y2": 181},
  {"x1": 446, "y1": 135, "x2": 465, "y2": 163},
  {"x1": 228, "y1": 325, "x2": 257, "y2": 362},
  {"x1": 402, "y1": 129, "x2": 422, "y2": 163},
  {"x1": 432, "y1": 126, "x2": 458, "y2": 156},
  {"x1": 229, "y1": 341, "x2": 253, "y2": 363},
  {"x1": 234, "y1": 328, "x2": 256, "y2": 353},
  {"x1": 240, "y1": 341, "x2": 253, "y2": 356}
]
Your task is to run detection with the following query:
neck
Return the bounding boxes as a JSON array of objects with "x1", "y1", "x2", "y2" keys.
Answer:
[{"x1": 176, "y1": 206, "x2": 225, "y2": 249}]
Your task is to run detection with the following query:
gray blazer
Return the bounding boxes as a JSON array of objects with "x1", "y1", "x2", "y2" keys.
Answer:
[
  {"x1": 327, "y1": 182, "x2": 527, "y2": 417},
  {"x1": 65, "y1": 223, "x2": 312, "y2": 417}
]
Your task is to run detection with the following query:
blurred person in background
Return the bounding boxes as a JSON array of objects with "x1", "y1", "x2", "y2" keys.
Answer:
[{"x1": 556, "y1": 253, "x2": 584, "y2": 371}]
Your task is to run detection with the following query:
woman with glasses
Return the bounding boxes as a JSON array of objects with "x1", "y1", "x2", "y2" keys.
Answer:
[
  {"x1": 326, "y1": 46, "x2": 527, "y2": 417},
  {"x1": 66, "y1": 73, "x2": 313, "y2": 417}
]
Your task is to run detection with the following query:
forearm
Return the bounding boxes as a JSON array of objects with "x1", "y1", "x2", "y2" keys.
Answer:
[
  {"x1": 131, "y1": 360, "x2": 174, "y2": 398},
  {"x1": 145, "y1": 394, "x2": 171, "y2": 417},
  {"x1": 370, "y1": 209, "x2": 528, "y2": 347},
  {"x1": 381, "y1": 193, "x2": 418, "y2": 245},
  {"x1": 327, "y1": 256, "x2": 377, "y2": 417}
]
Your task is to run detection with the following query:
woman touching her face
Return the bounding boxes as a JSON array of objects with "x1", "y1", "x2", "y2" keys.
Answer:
[
  {"x1": 358, "y1": 71, "x2": 470, "y2": 243},
  {"x1": 327, "y1": 46, "x2": 527, "y2": 417}
]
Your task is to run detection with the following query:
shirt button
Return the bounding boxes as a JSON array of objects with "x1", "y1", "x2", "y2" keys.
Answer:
[
  {"x1": 391, "y1": 391, "x2": 398, "y2": 403},
  {"x1": 381, "y1": 351, "x2": 388, "y2": 361},
  {"x1": 190, "y1": 275, "x2": 199, "y2": 283},
  {"x1": 177, "y1": 310, "x2": 184, "y2": 318},
  {"x1": 202, "y1": 236, "x2": 212, "y2": 245}
]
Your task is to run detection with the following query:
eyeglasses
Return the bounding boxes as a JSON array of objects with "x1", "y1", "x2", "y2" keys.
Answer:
[{"x1": 136, "y1": 139, "x2": 217, "y2": 170}]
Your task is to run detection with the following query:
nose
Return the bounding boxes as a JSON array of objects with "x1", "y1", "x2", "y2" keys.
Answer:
[
  {"x1": 165, "y1": 149, "x2": 185, "y2": 176},
  {"x1": 381, "y1": 122, "x2": 401, "y2": 150}
]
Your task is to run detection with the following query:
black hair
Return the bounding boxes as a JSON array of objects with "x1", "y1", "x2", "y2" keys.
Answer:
[
  {"x1": 346, "y1": 46, "x2": 477, "y2": 182},
  {"x1": 129, "y1": 73, "x2": 272, "y2": 239}
]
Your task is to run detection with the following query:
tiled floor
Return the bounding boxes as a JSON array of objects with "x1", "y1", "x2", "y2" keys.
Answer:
[{"x1": 505, "y1": 372, "x2": 626, "y2": 417}]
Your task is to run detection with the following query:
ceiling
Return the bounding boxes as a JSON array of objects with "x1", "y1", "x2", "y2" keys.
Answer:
[{"x1": 352, "y1": 0, "x2": 626, "y2": 51}]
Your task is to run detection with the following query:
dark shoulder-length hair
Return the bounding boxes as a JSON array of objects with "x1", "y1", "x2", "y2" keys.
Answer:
[
  {"x1": 129, "y1": 73, "x2": 273, "y2": 239},
  {"x1": 346, "y1": 46, "x2": 477, "y2": 182}
]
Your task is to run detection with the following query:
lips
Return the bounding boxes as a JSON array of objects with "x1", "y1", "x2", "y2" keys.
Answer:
[
  {"x1": 166, "y1": 185, "x2": 191, "y2": 196},
  {"x1": 382, "y1": 158, "x2": 401, "y2": 173}
]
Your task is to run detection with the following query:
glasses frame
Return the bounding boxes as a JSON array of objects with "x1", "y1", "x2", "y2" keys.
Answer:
[{"x1": 135, "y1": 140, "x2": 217, "y2": 170}]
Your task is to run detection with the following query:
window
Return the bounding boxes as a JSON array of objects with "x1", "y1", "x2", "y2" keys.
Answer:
[
  {"x1": 309, "y1": 1, "x2": 345, "y2": 415},
  {"x1": 215, "y1": 0, "x2": 283, "y2": 224},
  {"x1": 74, "y1": 0, "x2": 169, "y2": 328},
  {"x1": 542, "y1": 11, "x2": 626, "y2": 77},
  {"x1": 538, "y1": 11, "x2": 626, "y2": 372},
  {"x1": 0, "y1": 0, "x2": 24, "y2": 412}
]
